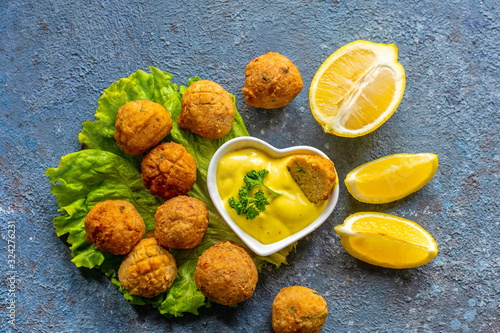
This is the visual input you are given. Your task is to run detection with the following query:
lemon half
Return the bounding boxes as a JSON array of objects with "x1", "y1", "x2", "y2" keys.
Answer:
[{"x1": 309, "y1": 40, "x2": 406, "y2": 137}]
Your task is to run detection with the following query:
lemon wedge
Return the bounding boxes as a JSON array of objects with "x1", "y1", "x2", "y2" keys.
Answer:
[
  {"x1": 334, "y1": 212, "x2": 438, "y2": 269},
  {"x1": 309, "y1": 40, "x2": 406, "y2": 137},
  {"x1": 345, "y1": 153, "x2": 438, "y2": 204}
]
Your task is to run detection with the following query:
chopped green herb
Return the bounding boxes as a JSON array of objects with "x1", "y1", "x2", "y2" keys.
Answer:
[
  {"x1": 294, "y1": 162, "x2": 306, "y2": 174},
  {"x1": 281, "y1": 67, "x2": 289, "y2": 73},
  {"x1": 228, "y1": 169, "x2": 281, "y2": 220}
]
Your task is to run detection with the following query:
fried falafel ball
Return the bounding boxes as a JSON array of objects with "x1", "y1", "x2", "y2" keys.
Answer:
[
  {"x1": 155, "y1": 196, "x2": 209, "y2": 249},
  {"x1": 178, "y1": 80, "x2": 235, "y2": 139},
  {"x1": 194, "y1": 241, "x2": 258, "y2": 305},
  {"x1": 118, "y1": 237, "x2": 177, "y2": 298},
  {"x1": 114, "y1": 100, "x2": 172, "y2": 156},
  {"x1": 84, "y1": 200, "x2": 146, "y2": 255},
  {"x1": 141, "y1": 142, "x2": 197, "y2": 199},
  {"x1": 242, "y1": 52, "x2": 303, "y2": 109},
  {"x1": 272, "y1": 286, "x2": 328, "y2": 333},
  {"x1": 287, "y1": 155, "x2": 336, "y2": 204}
]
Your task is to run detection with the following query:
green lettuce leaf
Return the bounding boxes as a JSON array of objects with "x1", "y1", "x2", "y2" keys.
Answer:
[
  {"x1": 78, "y1": 67, "x2": 182, "y2": 165},
  {"x1": 46, "y1": 67, "x2": 295, "y2": 317},
  {"x1": 46, "y1": 149, "x2": 161, "y2": 268}
]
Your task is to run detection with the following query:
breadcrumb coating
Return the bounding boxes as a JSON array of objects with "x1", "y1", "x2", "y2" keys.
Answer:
[
  {"x1": 242, "y1": 52, "x2": 303, "y2": 109},
  {"x1": 84, "y1": 200, "x2": 145, "y2": 255},
  {"x1": 194, "y1": 241, "x2": 258, "y2": 305},
  {"x1": 272, "y1": 286, "x2": 328, "y2": 333},
  {"x1": 179, "y1": 80, "x2": 235, "y2": 139},
  {"x1": 155, "y1": 196, "x2": 209, "y2": 249},
  {"x1": 141, "y1": 142, "x2": 197, "y2": 199},
  {"x1": 114, "y1": 100, "x2": 172, "y2": 155},
  {"x1": 118, "y1": 237, "x2": 177, "y2": 298}
]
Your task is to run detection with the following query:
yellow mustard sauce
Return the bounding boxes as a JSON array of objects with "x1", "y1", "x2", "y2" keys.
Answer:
[{"x1": 216, "y1": 148, "x2": 327, "y2": 244}]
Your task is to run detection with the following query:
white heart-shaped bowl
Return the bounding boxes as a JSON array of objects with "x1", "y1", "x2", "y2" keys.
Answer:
[{"x1": 207, "y1": 136, "x2": 339, "y2": 256}]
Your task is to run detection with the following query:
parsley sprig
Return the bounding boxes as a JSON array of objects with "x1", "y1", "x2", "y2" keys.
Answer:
[{"x1": 228, "y1": 169, "x2": 281, "y2": 220}]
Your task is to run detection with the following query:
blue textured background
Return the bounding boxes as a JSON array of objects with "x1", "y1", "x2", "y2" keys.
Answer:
[{"x1": 1, "y1": 1, "x2": 499, "y2": 332}]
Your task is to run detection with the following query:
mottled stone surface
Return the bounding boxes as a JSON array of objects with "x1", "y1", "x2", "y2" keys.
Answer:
[{"x1": 0, "y1": 0, "x2": 498, "y2": 332}]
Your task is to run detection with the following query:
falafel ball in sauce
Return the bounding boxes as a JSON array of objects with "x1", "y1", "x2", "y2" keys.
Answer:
[
  {"x1": 141, "y1": 142, "x2": 197, "y2": 199},
  {"x1": 179, "y1": 80, "x2": 235, "y2": 139},
  {"x1": 114, "y1": 100, "x2": 172, "y2": 156},
  {"x1": 194, "y1": 241, "x2": 258, "y2": 305},
  {"x1": 242, "y1": 52, "x2": 303, "y2": 109},
  {"x1": 287, "y1": 154, "x2": 337, "y2": 204},
  {"x1": 272, "y1": 286, "x2": 328, "y2": 333},
  {"x1": 84, "y1": 200, "x2": 146, "y2": 256},
  {"x1": 118, "y1": 237, "x2": 177, "y2": 298},
  {"x1": 155, "y1": 196, "x2": 209, "y2": 249}
]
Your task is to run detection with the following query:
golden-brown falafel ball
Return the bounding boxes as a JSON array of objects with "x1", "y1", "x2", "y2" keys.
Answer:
[
  {"x1": 194, "y1": 241, "x2": 258, "y2": 305},
  {"x1": 155, "y1": 196, "x2": 209, "y2": 249},
  {"x1": 118, "y1": 237, "x2": 177, "y2": 298},
  {"x1": 141, "y1": 142, "x2": 197, "y2": 199},
  {"x1": 286, "y1": 155, "x2": 337, "y2": 204},
  {"x1": 272, "y1": 286, "x2": 328, "y2": 333},
  {"x1": 84, "y1": 200, "x2": 146, "y2": 255},
  {"x1": 114, "y1": 100, "x2": 172, "y2": 156},
  {"x1": 178, "y1": 80, "x2": 235, "y2": 139},
  {"x1": 242, "y1": 52, "x2": 303, "y2": 109}
]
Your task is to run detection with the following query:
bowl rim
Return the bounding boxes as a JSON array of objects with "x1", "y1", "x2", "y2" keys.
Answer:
[{"x1": 207, "y1": 136, "x2": 339, "y2": 256}]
